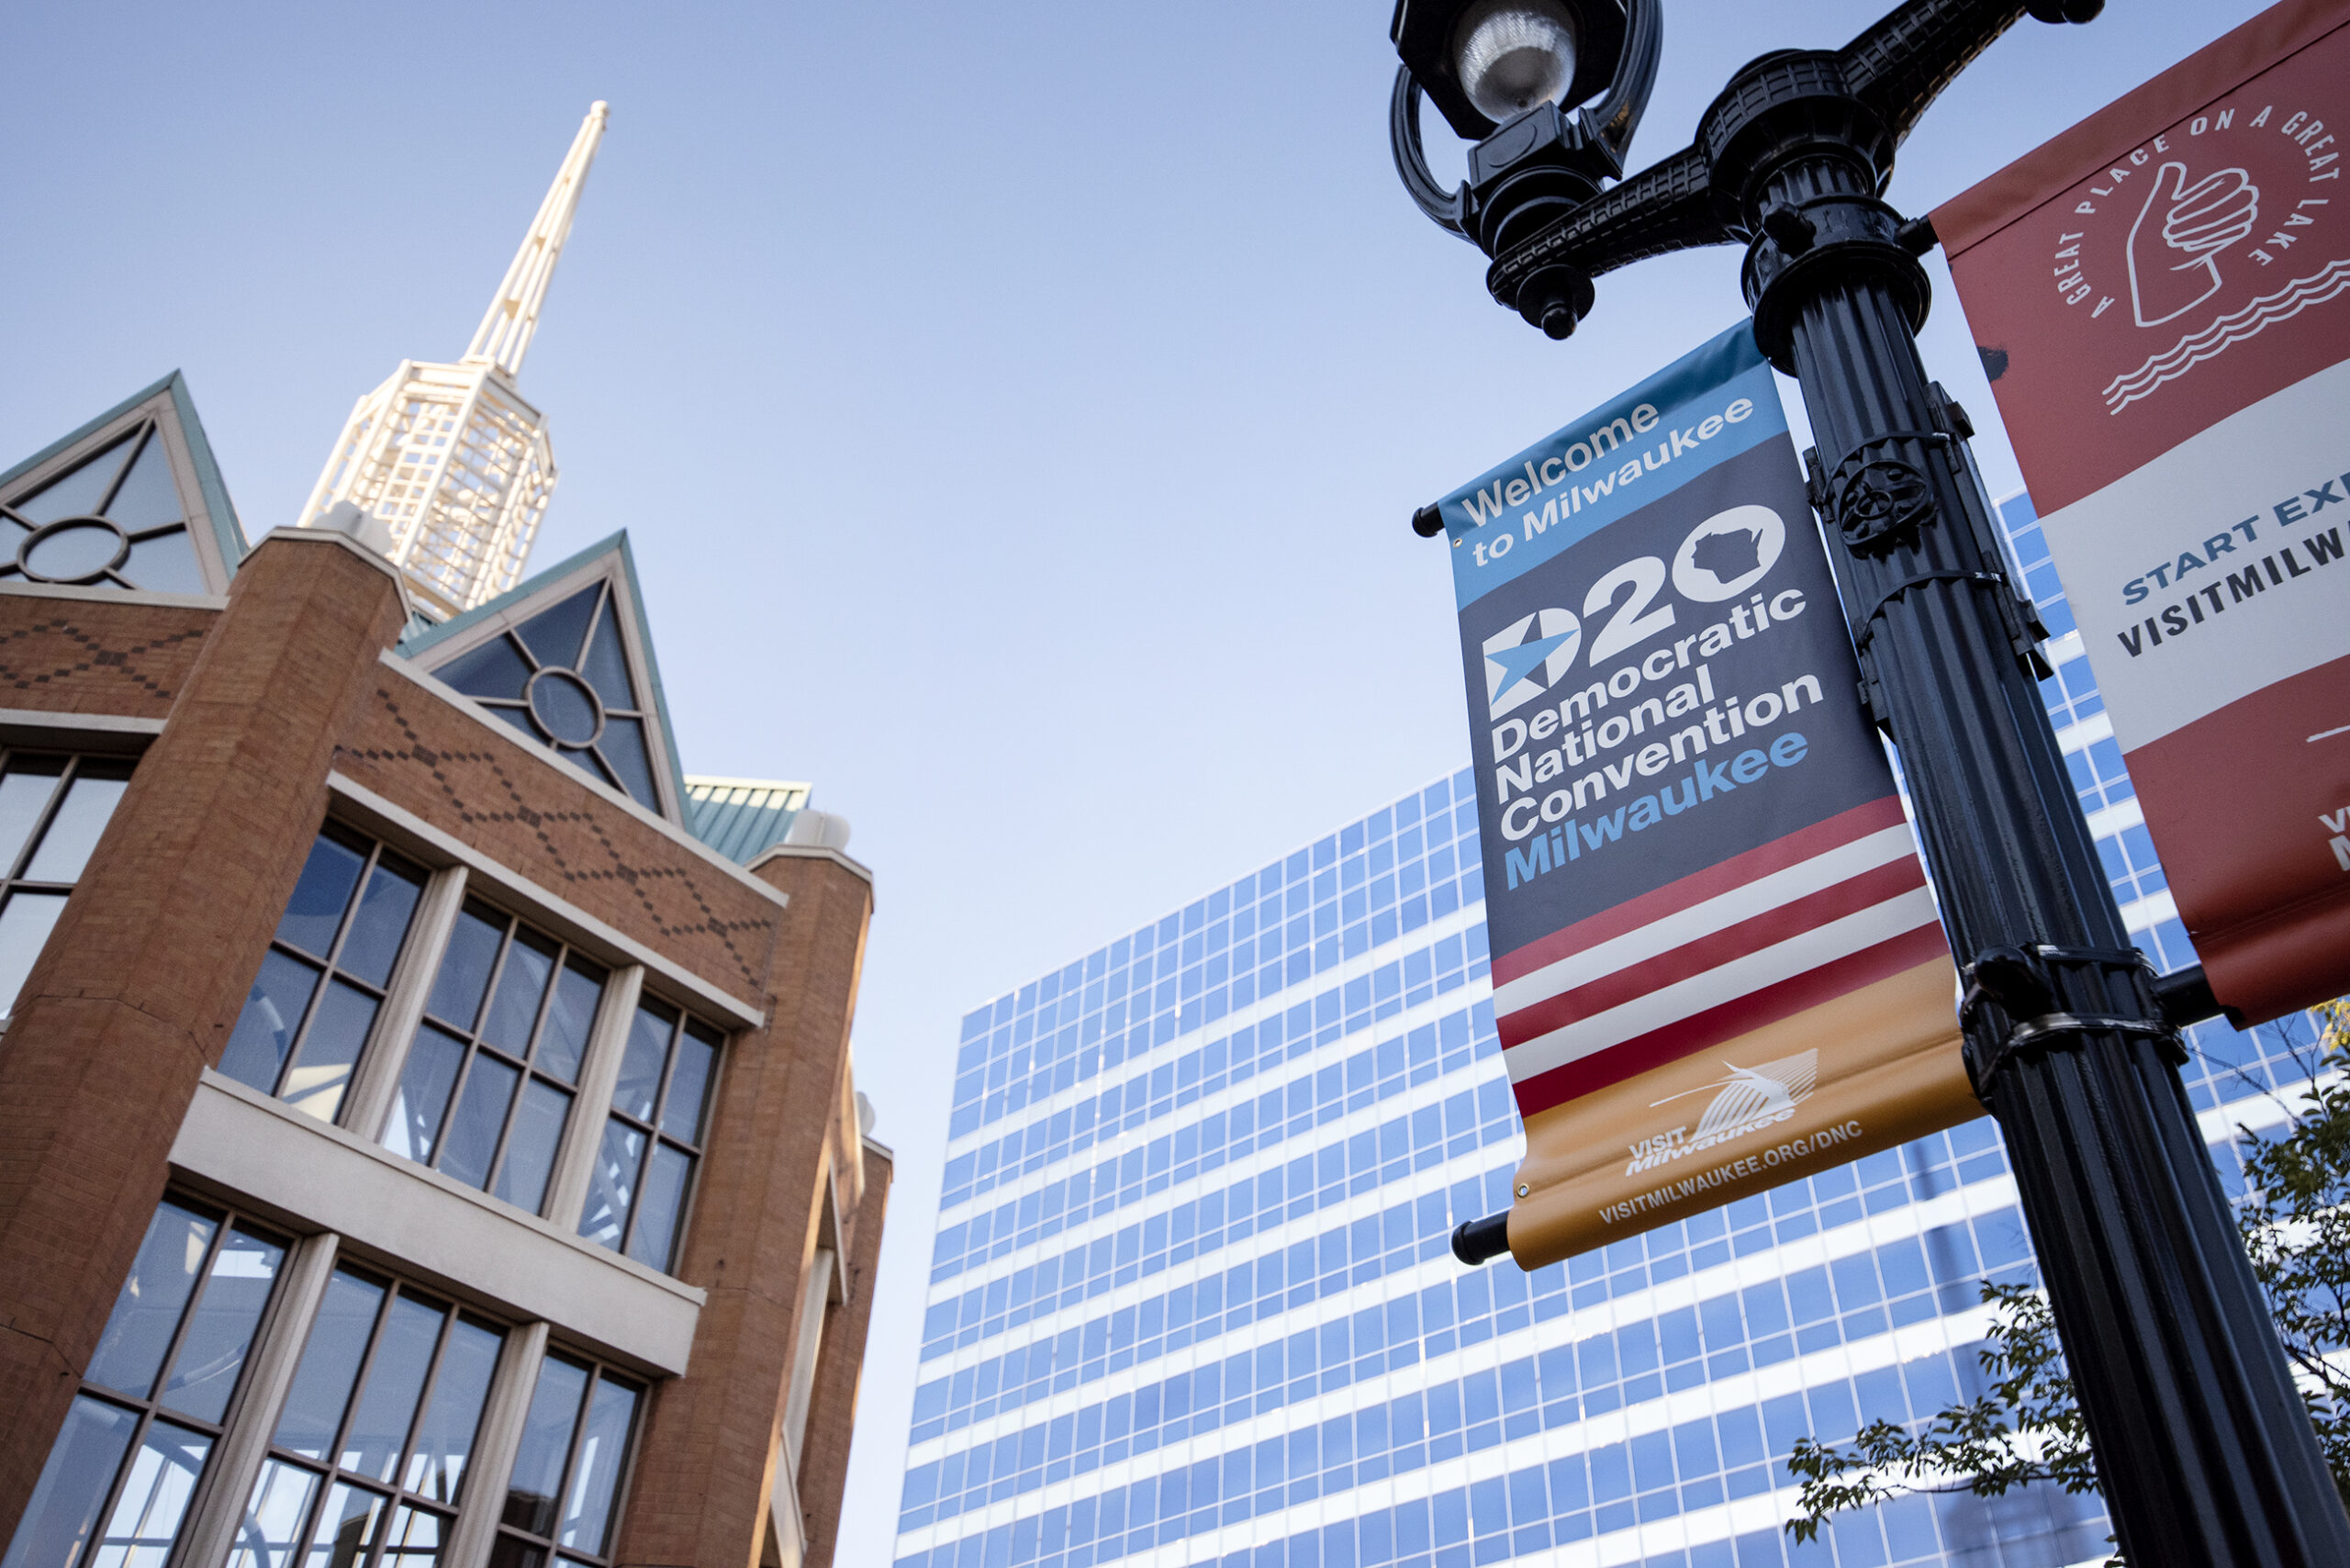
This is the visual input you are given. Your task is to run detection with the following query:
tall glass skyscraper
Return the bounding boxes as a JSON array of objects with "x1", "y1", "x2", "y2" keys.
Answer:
[{"x1": 887, "y1": 488, "x2": 2332, "y2": 1568}]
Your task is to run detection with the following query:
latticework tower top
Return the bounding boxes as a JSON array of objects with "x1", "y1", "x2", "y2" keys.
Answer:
[{"x1": 298, "y1": 102, "x2": 610, "y2": 618}]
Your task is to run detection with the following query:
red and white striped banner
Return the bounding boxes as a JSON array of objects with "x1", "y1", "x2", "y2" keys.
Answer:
[{"x1": 1494, "y1": 797, "x2": 1946, "y2": 1117}]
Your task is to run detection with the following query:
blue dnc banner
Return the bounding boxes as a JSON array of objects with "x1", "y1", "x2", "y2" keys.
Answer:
[{"x1": 1435, "y1": 322, "x2": 1967, "y2": 1267}]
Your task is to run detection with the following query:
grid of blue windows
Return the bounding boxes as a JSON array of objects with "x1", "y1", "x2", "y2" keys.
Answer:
[
  {"x1": 894, "y1": 1364, "x2": 2109, "y2": 1568},
  {"x1": 901, "y1": 1136, "x2": 2032, "y2": 1540},
  {"x1": 900, "y1": 767, "x2": 2120, "y2": 1568},
  {"x1": 903, "y1": 600, "x2": 2344, "y2": 1568},
  {"x1": 894, "y1": 1126, "x2": 2106, "y2": 1568},
  {"x1": 946, "y1": 775, "x2": 1485, "y2": 1145},
  {"x1": 943, "y1": 931, "x2": 1492, "y2": 1218},
  {"x1": 915, "y1": 1017, "x2": 1516, "y2": 1435},
  {"x1": 933, "y1": 1004, "x2": 1498, "y2": 1293}
]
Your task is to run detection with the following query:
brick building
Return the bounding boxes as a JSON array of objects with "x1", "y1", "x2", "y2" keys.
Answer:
[{"x1": 0, "y1": 368, "x2": 889, "y2": 1568}]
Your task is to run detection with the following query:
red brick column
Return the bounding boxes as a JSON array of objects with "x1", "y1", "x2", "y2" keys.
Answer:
[
  {"x1": 799, "y1": 1142, "x2": 893, "y2": 1568},
  {"x1": 0, "y1": 534, "x2": 407, "y2": 1541},
  {"x1": 616, "y1": 851, "x2": 872, "y2": 1568}
]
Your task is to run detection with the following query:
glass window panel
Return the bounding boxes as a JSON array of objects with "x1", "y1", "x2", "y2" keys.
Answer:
[
  {"x1": 504, "y1": 1358, "x2": 589, "y2": 1537},
  {"x1": 342, "y1": 1294, "x2": 447, "y2": 1484},
  {"x1": 486, "y1": 1537, "x2": 544, "y2": 1568},
  {"x1": 302, "y1": 1483, "x2": 386, "y2": 1568},
  {"x1": 624, "y1": 1146, "x2": 692, "y2": 1271},
  {"x1": 513, "y1": 588, "x2": 600, "y2": 671},
  {"x1": 483, "y1": 932, "x2": 556, "y2": 1055},
  {"x1": 231, "y1": 1460, "x2": 320, "y2": 1568},
  {"x1": 0, "y1": 891, "x2": 70, "y2": 1019},
  {"x1": 89, "y1": 1202, "x2": 217, "y2": 1400},
  {"x1": 384, "y1": 1026, "x2": 466, "y2": 1165},
  {"x1": 527, "y1": 676, "x2": 599, "y2": 750},
  {"x1": 0, "y1": 760, "x2": 65, "y2": 873},
  {"x1": 591, "y1": 720, "x2": 655, "y2": 810},
  {"x1": 495, "y1": 1081, "x2": 571, "y2": 1215},
  {"x1": 159, "y1": 1224, "x2": 285, "y2": 1425},
  {"x1": 21, "y1": 768, "x2": 129, "y2": 883},
  {"x1": 658, "y1": 1025, "x2": 717, "y2": 1143},
  {"x1": 437, "y1": 637, "x2": 532, "y2": 702},
  {"x1": 577, "y1": 613, "x2": 635, "y2": 712},
  {"x1": 439, "y1": 1057, "x2": 520, "y2": 1191},
  {"x1": 535, "y1": 962, "x2": 603, "y2": 1084},
  {"x1": 95, "y1": 1419, "x2": 211, "y2": 1568},
  {"x1": 283, "y1": 981, "x2": 380, "y2": 1124},
  {"x1": 577, "y1": 1120, "x2": 646, "y2": 1253},
  {"x1": 556, "y1": 1377, "x2": 638, "y2": 1556},
  {"x1": 0, "y1": 1394, "x2": 140, "y2": 1568},
  {"x1": 104, "y1": 439, "x2": 184, "y2": 531},
  {"x1": 220, "y1": 951, "x2": 322, "y2": 1094},
  {"x1": 22, "y1": 521, "x2": 122, "y2": 584},
  {"x1": 404, "y1": 1319, "x2": 502, "y2": 1503},
  {"x1": 484, "y1": 707, "x2": 537, "y2": 744},
  {"x1": 338, "y1": 860, "x2": 424, "y2": 990},
  {"x1": 426, "y1": 906, "x2": 503, "y2": 1033},
  {"x1": 612, "y1": 1004, "x2": 673, "y2": 1122},
  {"x1": 378, "y1": 1506, "x2": 443, "y2": 1568},
  {"x1": 276, "y1": 835, "x2": 367, "y2": 959},
  {"x1": 274, "y1": 841, "x2": 366, "y2": 963},
  {"x1": 13, "y1": 438, "x2": 131, "y2": 524},
  {"x1": 274, "y1": 1271, "x2": 387, "y2": 1460},
  {"x1": 122, "y1": 532, "x2": 207, "y2": 597}
]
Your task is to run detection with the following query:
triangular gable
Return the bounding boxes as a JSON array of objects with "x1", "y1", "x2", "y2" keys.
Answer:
[
  {"x1": 0, "y1": 372, "x2": 251, "y2": 597},
  {"x1": 683, "y1": 776, "x2": 812, "y2": 864},
  {"x1": 400, "y1": 531, "x2": 688, "y2": 822}
]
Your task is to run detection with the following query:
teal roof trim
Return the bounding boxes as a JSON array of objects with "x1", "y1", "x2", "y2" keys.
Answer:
[
  {"x1": 168, "y1": 373, "x2": 253, "y2": 569},
  {"x1": 397, "y1": 529, "x2": 632, "y2": 658},
  {"x1": 397, "y1": 530, "x2": 689, "y2": 822},
  {"x1": 616, "y1": 531, "x2": 690, "y2": 807},
  {"x1": 0, "y1": 372, "x2": 251, "y2": 570},
  {"x1": 683, "y1": 778, "x2": 811, "y2": 864}
]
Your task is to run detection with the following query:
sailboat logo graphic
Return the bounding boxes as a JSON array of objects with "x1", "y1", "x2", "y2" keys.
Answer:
[
  {"x1": 1624, "y1": 1052, "x2": 1818, "y2": 1177},
  {"x1": 1685, "y1": 1051, "x2": 1819, "y2": 1139}
]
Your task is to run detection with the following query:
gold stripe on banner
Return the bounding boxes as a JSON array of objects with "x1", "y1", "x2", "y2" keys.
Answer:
[{"x1": 1504, "y1": 958, "x2": 1975, "y2": 1271}]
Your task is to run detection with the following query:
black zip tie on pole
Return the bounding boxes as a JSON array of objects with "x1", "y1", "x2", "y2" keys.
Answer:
[{"x1": 1959, "y1": 944, "x2": 2187, "y2": 1100}]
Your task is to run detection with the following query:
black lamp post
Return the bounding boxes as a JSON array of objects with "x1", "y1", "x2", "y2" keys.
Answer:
[{"x1": 1392, "y1": 2, "x2": 2350, "y2": 1563}]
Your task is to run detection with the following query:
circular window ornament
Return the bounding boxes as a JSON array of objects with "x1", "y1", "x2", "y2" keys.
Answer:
[
  {"x1": 20, "y1": 516, "x2": 130, "y2": 585},
  {"x1": 526, "y1": 667, "x2": 605, "y2": 747}
]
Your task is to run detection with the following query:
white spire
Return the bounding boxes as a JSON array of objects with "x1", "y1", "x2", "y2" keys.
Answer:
[
  {"x1": 297, "y1": 103, "x2": 610, "y2": 620},
  {"x1": 464, "y1": 101, "x2": 609, "y2": 377}
]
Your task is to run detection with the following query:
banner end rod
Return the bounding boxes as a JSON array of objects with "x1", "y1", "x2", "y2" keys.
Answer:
[{"x1": 1450, "y1": 1212, "x2": 1511, "y2": 1266}]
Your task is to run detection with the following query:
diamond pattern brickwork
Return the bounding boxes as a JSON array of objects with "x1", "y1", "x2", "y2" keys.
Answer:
[
  {"x1": 0, "y1": 599, "x2": 217, "y2": 718},
  {"x1": 335, "y1": 668, "x2": 777, "y2": 998}
]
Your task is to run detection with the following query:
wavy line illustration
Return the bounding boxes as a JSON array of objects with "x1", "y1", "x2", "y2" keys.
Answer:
[{"x1": 2103, "y1": 257, "x2": 2350, "y2": 413}]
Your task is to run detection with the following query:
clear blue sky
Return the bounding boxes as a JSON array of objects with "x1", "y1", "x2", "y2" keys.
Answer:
[{"x1": 0, "y1": 0, "x2": 2271, "y2": 1555}]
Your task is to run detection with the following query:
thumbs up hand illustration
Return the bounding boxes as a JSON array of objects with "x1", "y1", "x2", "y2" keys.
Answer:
[{"x1": 2128, "y1": 162, "x2": 2259, "y2": 328}]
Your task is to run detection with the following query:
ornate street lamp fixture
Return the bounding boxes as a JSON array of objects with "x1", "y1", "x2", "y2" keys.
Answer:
[{"x1": 1390, "y1": 3, "x2": 2350, "y2": 1563}]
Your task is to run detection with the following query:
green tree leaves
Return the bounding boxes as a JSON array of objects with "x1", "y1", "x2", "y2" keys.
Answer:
[{"x1": 1784, "y1": 1002, "x2": 2350, "y2": 1562}]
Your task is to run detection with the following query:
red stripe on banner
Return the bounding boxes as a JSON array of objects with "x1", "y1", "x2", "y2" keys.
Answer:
[
  {"x1": 1508, "y1": 924, "x2": 1952, "y2": 1117},
  {"x1": 1490, "y1": 795, "x2": 1908, "y2": 987},
  {"x1": 1496, "y1": 856, "x2": 1930, "y2": 1048}
]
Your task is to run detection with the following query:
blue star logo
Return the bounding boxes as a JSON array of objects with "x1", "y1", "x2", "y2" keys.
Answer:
[{"x1": 1483, "y1": 609, "x2": 1582, "y2": 719}]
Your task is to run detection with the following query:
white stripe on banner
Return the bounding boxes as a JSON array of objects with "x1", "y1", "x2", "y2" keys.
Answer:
[
  {"x1": 1501, "y1": 885, "x2": 1943, "y2": 1083},
  {"x1": 1491, "y1": 825, "x2": 1921, "y2": 1017}
]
